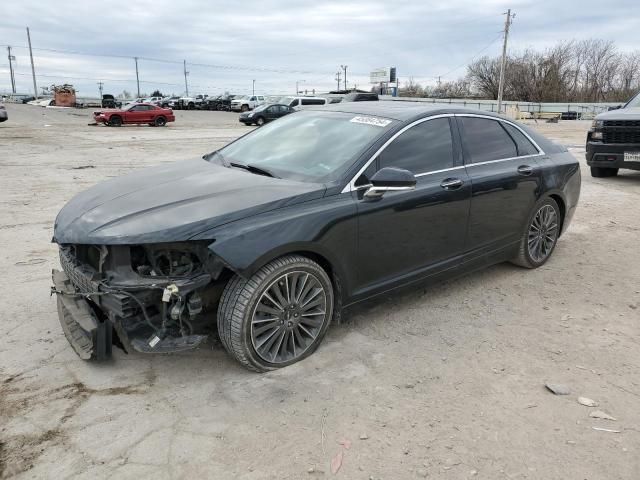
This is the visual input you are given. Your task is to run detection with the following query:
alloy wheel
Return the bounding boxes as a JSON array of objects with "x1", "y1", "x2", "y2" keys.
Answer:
[
  {"x1": 527, "y1": 204, "x2": 558, "y2": 262},
  {"x1": 250, "y1": 270, "x2": 328, "y2": 364}
]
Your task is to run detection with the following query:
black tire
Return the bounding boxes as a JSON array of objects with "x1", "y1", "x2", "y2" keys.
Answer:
[
  {"x1": 154, "y1": 116, "x2": 167, "y2": 127},
  {"x1": 590, "y1": 166, "x2": 618, "y2": 178},
  {"x1": 511, "y1": 197, "x2": 561, "y2": 269},
  {"x1": 241, "y1": 104, "x2": 249, "y2": 112},
  {"x1": 109, "y1": 115, "x2": 122, "y2": 127},
  {"x1": 256, "y1": 116, "x2": 266, "y2": 126},
  {"x1": 188, "y1": 102, "x2": 195, "y2": 110},
  {"x1": 217, "y1": 255, "x2": 334, "y2": 372}
]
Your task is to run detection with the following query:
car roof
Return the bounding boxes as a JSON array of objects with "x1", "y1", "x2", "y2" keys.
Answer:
[{"x1": 311, "y1": 101, "x2": 505, "y2": 122}]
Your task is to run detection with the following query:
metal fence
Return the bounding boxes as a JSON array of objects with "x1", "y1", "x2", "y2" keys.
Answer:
[{"x1": 381, "y1": 95, "x2": 620, "y2": 116}]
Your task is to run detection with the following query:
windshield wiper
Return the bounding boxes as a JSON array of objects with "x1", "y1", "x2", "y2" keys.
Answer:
[{"x1": 229, "y1": 162, "x2": 279, "y2": 178}]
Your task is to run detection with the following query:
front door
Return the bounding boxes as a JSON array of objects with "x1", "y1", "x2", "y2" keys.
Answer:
[
  {"x1": 125, "y1": 105, "x2": 151, "y2": 123},
  {"x1": 355, "y1": 117, "x2": 471, "y2": 293}
]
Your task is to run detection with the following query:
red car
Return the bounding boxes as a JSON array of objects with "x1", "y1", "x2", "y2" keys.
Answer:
[{"x1": 93, "y1": 103, "x2": 175, "y2": 127}]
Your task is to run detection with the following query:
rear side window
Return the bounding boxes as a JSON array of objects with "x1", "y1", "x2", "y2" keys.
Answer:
[
  {"x1": 502, "y1": 123, "x2": 539, "y2": 156},
  {"x1": 378, "y1": 118, "x2": 454, "y2": 174},
  {"x1": 459, "y1": 117, "x2": 517, "y2": 163},
  {"x1": 301, "y1": 98, "x2": 326, "y2": 106}
]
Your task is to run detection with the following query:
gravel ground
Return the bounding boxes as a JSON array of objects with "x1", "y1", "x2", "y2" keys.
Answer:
[{"x1": 1, "y1": 104, "x2": 639, "y2": 480}]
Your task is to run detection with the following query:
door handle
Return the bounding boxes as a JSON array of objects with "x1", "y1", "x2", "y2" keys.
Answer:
[
  {"x1": 517, "y1": 165, "x2": 533, "y2": 176},
  {"x1": 440, "y1": 178, "x2": 464, "y2": 190}
]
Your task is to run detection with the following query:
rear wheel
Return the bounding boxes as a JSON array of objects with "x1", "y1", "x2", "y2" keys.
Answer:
[
  {"x1": 590, "y1": 166, "x2": 618, "y2": 177},
  {"x1": 154, "y1": 116, "x2": 167, "y2": 127},
  {"x1": 217, "y1": 255, "x2": 334, "y2": 372},
  {"x1": 109, "y1": 115, "x2": 122, "y2": 127},
  {"x1": 511, "y1": 197, "x2": 561, "y2": 269}
]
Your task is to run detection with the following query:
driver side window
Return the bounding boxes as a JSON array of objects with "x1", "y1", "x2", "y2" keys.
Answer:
[{"x1": 378, "y1": 118, "x2": 454, "y2": 174}]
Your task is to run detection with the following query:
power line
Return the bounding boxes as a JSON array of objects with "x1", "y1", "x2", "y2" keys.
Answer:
[{"x1": 436, "y1": 32, "x2": 504, "y2": 80}]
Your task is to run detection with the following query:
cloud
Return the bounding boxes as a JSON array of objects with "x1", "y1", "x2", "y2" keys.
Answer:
[{"x1": 1, "y1": 0, "x2": 639, "y2": 96}]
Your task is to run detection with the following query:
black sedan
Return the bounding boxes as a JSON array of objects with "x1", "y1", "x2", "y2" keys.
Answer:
[
  {"x1": 239, "y1": 103, "x2": 294, "y2": 126},
  {"x1": 52, "y1": 103, "x2": 581, "y2": 372}
]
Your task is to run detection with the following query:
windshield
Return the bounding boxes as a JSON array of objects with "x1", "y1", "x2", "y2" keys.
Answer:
[
  {"x1": 625, "y1": 92, "x2": 640, "y2": 108},
  {"x1": 212, "y1": 111, "x2": 395, "y2": 182}
]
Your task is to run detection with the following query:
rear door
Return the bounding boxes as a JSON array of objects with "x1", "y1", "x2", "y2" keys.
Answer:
[
  {"x1": 456, "y1": 115, "x2": 543, "y2": 254},
  {"x1": 354, "y1": 116, "x2": 471, "y2": 291}
]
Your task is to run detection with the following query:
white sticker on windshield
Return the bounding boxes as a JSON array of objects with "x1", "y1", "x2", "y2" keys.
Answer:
[{"x1": 350, "y1": 116, "x2": 392, "y2": 127}]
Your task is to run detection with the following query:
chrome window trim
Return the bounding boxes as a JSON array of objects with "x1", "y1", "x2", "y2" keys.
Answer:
[
  {"x1": 415, "y1": 165, "x2": 466, "y2": 177},
  {"x1": 464, "y1": 153, "x2": 542, "y2": 168},
  {"x1": 341, "y1": 112, "x2": 546, "y2": 194},
  {"x1": 341, "y1": 114, "x2": 455, "y2": 193}
]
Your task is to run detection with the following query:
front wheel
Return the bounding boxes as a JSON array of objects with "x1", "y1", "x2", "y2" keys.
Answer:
[
  {"x1": 590, "y1": 166, "x2": 618, "y2": 178},
  {"x1": 108, "y1": 115, "x2": 122, "y2": 127},
  {"x1": 256, "y1": 116, "x2": 266, "y2": 126},
  {"x1": 511, "y1": 197, "x2": 561, "y2": 269},
  {"x1": 241, "y1": 104, "x2": 249, "y2": 112},
  {"x1": 154, "y1": 116, "x2": 167, "y2": 127},
  {"x1": 217, "y1": 255, "x2": 334, "y2": 372}
]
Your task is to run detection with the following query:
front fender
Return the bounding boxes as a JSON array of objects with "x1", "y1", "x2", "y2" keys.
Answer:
[{"x1": 191, "y1": 194, "x2": 358, "y2": 297}]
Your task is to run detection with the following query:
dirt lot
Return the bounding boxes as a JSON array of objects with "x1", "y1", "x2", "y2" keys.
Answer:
[{"x1": 1, "y1": 104, "x2": 639, "y2": 480}]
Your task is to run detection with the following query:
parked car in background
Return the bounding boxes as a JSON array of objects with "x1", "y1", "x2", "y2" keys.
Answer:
[
  {"x1": 143, "y1": 96, "x2": 164, "y2": 105},
  {"x1": 342, "y1": 92, "x2": 379, "y2": 102},
  {"x1": 161, "y1": 96, "x2": 181, "y2": 108},
  {"x1": 239, "y1": 103, "x2": 294, "y2": 126},
  {"x1": 586, "y1": 90, "x2": 640, "y2": 177},
  {"x1": 278, "y1": 96, "x2": 328, "y2": 110},
  {"x1": 0, "y1": 102, "x2": 7, "y2": 122},
  {"x1": 101, "y1": 94, "x2": 121, "y2": 108},
  {"x1": 93, "y1": 103, "x2": 175, "y2": 127},
  {"x1": 52, "y1": 103, "x2": 580, "y2": 371},
  {"x1": 231, "y1": 95, "x2": 265, "y2": 112},
  {"x1": 204, "y1": 95, "x2": 238, "y2": 111}
]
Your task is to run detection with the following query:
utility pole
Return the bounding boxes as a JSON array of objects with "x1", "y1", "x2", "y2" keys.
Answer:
[
  {"x1": 134, "y1": 57, "x2": 140, "y2": 98},
  {"x1": 26, "y1": 28, "x2": 38, "y2": 98},
  {"x1": 341, "y1": 65, "x2": 348, "y2": 90},
  {"x1": 335, "y1": 71, "x2": 341, "y2": 91},
  {"x1": 7, "y1": 46, "x2": 16, "y2": 93},
  {"x1": 183, "y1": 60, "x2": 189, "y2": 97},
  {"x1": 295, "y1": 79, "x2": 305, "y2": 94},
  {"x1": 97, "y1": 81, "x2": 104, "y2": 98},
  {"x1": 497, "y1": 9, "x2": 514, "y2": 113},
  {"x1": 252, "y1": 79, "x2": 255, "y2": 96}
]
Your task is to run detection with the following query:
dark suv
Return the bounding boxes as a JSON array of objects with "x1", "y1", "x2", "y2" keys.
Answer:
[
  {"x1": 586, "y1": 91, "x2": 640, "y2": 177},
  {"x1": 342, "y1": 92, "x2": 379, "y2": 102}
]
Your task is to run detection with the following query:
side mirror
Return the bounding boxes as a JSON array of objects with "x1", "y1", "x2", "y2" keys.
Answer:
[{"x1": 364, "y1": 167, "x2": 416, "y2": 198}]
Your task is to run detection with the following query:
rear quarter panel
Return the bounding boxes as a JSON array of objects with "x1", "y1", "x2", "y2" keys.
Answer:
[{"x1": 537, "y1": 151, "x2": 581, "y2": 234}]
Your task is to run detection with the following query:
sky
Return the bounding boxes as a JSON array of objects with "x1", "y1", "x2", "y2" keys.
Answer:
[{"x1": 1, "y1": 0, "x2": 638, "y2": 98}]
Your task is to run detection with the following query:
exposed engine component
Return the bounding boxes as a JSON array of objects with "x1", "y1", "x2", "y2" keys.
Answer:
[{"x1": 131, "y1": 244, "x2": 204, "y2": 277}]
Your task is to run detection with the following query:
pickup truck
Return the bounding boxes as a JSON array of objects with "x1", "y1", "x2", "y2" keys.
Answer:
[
  {"x1": 587, "y1": 91, "x2": 640, "y2": 177},
  {"x1": 230, "y1": 95, "x2": 265, "y2": 112}
]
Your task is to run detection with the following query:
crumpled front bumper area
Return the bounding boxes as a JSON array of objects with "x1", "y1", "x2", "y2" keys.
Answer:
[
  {"x1": 52, "y1": 269, "x2": 112, "y2": 360},
  {"x1": 52, "y1": 245, "x2": 216, "y2": 360}
]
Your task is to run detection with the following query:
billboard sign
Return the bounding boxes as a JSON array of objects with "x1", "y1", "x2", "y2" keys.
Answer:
[
  {"x1": 370, "y1": 68, "x2": 390, "y2": 84},
  {"x1": 370, "y1": 67, "x2": 397, "y2": 84}
]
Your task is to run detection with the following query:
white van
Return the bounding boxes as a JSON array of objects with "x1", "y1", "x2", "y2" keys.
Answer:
[{"x1": 281, "y1": 96, "x2": 328, "y2": 110}]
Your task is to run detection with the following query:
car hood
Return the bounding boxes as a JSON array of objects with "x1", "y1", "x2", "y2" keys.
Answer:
[
  {"x1": 595, "y1": 107, "x2": 640, "y2": 121},
  {"x1": 54, "y1": 158, "x2": 325, "y2": 245}
]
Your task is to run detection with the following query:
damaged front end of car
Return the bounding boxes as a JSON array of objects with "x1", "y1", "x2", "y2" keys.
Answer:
[{"x1": 51, "y1": 242, "x2": 229, "y2": 360}]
